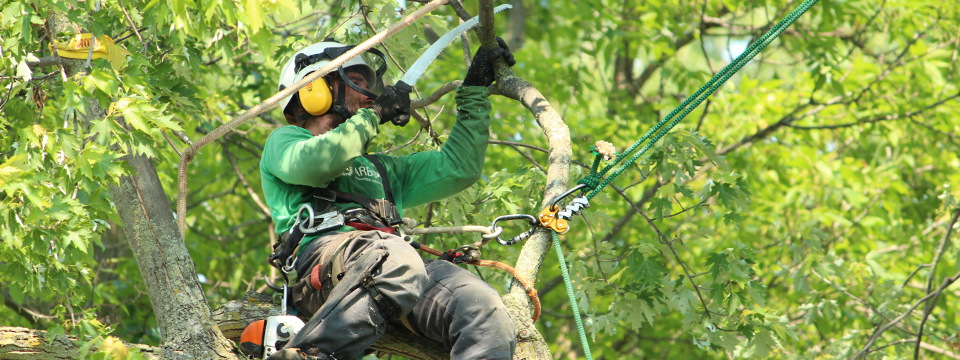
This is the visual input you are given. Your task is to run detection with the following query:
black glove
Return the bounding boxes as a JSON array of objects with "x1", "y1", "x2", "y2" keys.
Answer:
[
  {"x1": 462, "y1": 37, "x2": 517, "y2": 87},
  {"x1": 369, "y1": 83, "x2": 411, "y2": 126}
]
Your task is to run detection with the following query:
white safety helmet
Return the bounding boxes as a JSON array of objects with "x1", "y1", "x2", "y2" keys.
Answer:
[{"x1": 277, "y1": 41, "x2": 386, "y2": 116}]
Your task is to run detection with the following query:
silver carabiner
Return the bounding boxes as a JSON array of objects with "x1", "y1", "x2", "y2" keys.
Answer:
[
  {"x1": 548, "y1": 183, "x2": 588, "y2": 211},
  {"x1": 294, "y1": 203, "x2": 316, "y2": 231},
  {"x1": 484, "y1": 214, "x2": 539, "y2": 246},
  {"x1": 282, "y1": 255, "x2": 296, "y2": 274}
]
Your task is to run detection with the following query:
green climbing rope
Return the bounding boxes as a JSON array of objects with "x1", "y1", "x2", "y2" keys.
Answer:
[
  {"x1": 556, "y1": 1, "x2": 820, "y2": 357},
  {"x1": 554, "y1": 231, "x2": 593, "y2": 359},
  {"x1": 582, "y1": 0, "x2": 820, "y2": 200}
]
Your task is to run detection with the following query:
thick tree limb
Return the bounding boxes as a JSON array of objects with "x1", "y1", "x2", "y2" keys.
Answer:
[
  {"x1": 475, "y1": 0, "x2": 569, "y2": 358},
  {"x1": 0, "y1": 326, "x2": 159, "y2": 360}
]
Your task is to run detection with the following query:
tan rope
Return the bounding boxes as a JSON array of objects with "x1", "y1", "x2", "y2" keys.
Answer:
[
  {"x1": 175, "y1": 0, "x2": 451, "y2": 236},
  {"x1": 401, "y1": 217, "x2": 500, "y2": 248}
]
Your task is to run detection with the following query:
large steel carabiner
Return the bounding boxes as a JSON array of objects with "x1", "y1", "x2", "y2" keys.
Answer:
[{"x1": 483, "y1": 214, "x2": 540, "y2": 246}]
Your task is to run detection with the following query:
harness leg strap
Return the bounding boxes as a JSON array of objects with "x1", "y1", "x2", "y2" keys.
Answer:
[{"x1": 283, "y1": 248, "x2": 399, "y2": 358}]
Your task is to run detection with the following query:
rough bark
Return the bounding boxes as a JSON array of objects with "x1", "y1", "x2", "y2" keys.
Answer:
[
  {"x1": 108, "y1": 154, "x2": 238, "y2": 359},
  {"x1": 0, "y1": 326, "x2": 159, "y2": 360},
  {"x1": 46, "y1": 11, "x2": 239, "y2": 360},
  {"x1": 478, "y1": 1, "x2": 573, "y2": 358}
]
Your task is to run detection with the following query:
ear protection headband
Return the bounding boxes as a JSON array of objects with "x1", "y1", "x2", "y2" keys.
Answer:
[{"x1": 293, "y1": 53, "x2": 334, "y2": 115}]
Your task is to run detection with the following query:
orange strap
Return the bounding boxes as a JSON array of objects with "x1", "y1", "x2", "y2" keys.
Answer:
[
  {"x1": 417, "y1": 244, "x2": 541, "y2": 322},
  {"x1": 310, "y1": 263, "x2": 323, "y2": 290}
]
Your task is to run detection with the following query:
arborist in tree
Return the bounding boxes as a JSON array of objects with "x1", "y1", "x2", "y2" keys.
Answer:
[{"x1": 258, "y1": 39, "x2": 518, "y2": 360}]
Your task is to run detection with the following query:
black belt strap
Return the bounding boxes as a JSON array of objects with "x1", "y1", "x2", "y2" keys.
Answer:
[{"x1": 364, "y1": 154, "x2": 402, "y2": 226}]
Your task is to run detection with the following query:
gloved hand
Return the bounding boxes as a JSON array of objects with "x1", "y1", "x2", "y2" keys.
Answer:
[
  {"x1": 369, "y1": 83, "x2": 411, "y2": 126},
  {"x1": 462, "y1": 37, "x2": 517, "y2": 87}
]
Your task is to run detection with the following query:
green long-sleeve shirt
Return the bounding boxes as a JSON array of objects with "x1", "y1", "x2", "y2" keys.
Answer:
[{"x1": 260, "y1": 86, "x2": 491, "y2": 244}]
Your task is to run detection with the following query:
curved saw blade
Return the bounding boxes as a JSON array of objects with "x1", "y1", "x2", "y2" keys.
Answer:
[{"x1": 396, "y1": 4, "x2": 513, "y2": 89}]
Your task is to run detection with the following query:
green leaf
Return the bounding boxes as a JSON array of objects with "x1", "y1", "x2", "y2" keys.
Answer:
[
  {"x1": 0, "y1": 154, "x2": 28, "y2": 187},
  {"x1": 648, "y1": 197, "x2": 672, "y2": 219},
  {"x1": 64, "y1": 230, "x2": 89, "y2": 254},
  {"x1": 89, "y1": 118, "x2": 118, "y2": 146},
  {"x1": 84, "y1": 70, "x2": 120, "y2": 97},
  {"x1": 706, "y1": 252, "x2": 729, "y2": 279},
  {"x1": 624, "y1": 251, "x2": 665, "y2": 287},
  {"x1": 245, "y1": 0, "x2": 264, "y2": 32},
  {"x1": 723, "y1": 212, "x2": 743, "y2": 227},
  {"x1": 746, "y1": 281, "x2": 767, "y2": 306}
]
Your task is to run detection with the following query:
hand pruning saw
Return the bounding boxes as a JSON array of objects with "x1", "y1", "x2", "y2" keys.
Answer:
[{"x1": 393, "y1": 4, "x2": 513, "y2": 92}]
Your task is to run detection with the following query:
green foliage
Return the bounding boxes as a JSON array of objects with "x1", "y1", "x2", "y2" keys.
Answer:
[{"x1": 2, "y1": 0, "x2": 959, "y2": 358}]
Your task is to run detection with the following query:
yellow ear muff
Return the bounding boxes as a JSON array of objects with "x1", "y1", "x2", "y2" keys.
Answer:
[{"x1": 299, "y1": 77, "x2": 333, "y2": 115}]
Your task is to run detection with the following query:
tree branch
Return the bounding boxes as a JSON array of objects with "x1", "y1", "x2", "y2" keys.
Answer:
[
  {"x1": 222, "y1": 146, "x2": 270, "y2": 216},
  {"x1": 854, "y1": 271, "x2": 960, "y2": 359},
  {"x1": 915, "y1": 208, "x2": 960, "y2": 358},
  {"x1": 788, "y1": 91, "x2": 960, "y2": 130},
  {"x1": 475, "y1": 0, "x2": 568, "y2": 357}
]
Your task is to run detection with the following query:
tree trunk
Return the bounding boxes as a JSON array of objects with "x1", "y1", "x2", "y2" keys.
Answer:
[
  {"x1": 108, "y1": 154, "x2": 238, "y2": 359},
  {"x1": 45, "y1": 11, "x2": 239, "y2": 360}
]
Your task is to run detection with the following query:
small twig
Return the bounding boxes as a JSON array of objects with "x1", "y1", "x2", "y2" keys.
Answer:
[
  {"x1": 116, "y1": 0, "x2": 144, "y2": 46},
  {"x1": 811, "y1": 269, "x2": 898, "y2": 327},
  {"x1": 612, "y1": 184, "x2": 727, "y2": 326},
  {"x1": 161, "y1": 130, "x2": 184, "y2": 158},
  {"x1": 489, "y1": 139, "x2": 544, "y2": 171},
  {"x1": 223, "y1": 146, "x2": 271, "y2": 216},
  {"x1": 903, "y1": 264, "x2": 931, "y2": 287},
  {"x1": 447, "y1": 0, "x2": 475, "y2": 21},
  {"x1": 380, "y1": 115, "x2": 425, "y2": 154},
  {"x1": 854, "y1": 271, "x2": 960, "y2": 359},
  {"x1": 915, "y1": 208, "x2": 960, "y2": 359},
  {"x1": 357, "y1": 0, "x2": 435, "y2": 130},
  {"x1": 583, "y1": 211, "x2": 615, "y2": 290},
  {"x1": 411, "y1": 80, "x2": 462, "y2": 109},
  {"x1": 788, "y1": 91, "x2": 960, "y2": 130}
]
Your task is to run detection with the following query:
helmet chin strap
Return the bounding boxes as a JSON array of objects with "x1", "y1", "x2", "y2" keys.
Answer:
[{"x1": 329, "y1": 81, "x2": 353, "y2": 120}]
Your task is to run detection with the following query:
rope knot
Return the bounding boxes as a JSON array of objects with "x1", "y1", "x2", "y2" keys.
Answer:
[{"x1": 577, "y1": 175, "x2": 601, "y2": 191}]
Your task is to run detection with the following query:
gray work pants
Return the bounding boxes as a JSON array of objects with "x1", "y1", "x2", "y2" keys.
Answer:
[{"x1": 287, "y1": 230, "x2": 516, "y2": 359}]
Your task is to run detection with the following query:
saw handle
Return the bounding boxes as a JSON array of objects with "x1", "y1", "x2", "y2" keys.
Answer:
[{"x1": 372, "y1": 83, "x2": 412, "y2": 126}]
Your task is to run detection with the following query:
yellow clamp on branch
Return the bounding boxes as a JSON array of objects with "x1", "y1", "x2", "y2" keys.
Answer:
[
  {"x1": 538, "y1": 205, "x2": 570, "y2": 234},
  {"x1": 52, "y1": 33, "x2": 131, "y2": 70}
]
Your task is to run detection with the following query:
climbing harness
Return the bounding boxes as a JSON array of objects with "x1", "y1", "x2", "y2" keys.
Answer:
[{"x1": 268, "y1": 155, "x2": 401, "y2": 279}]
